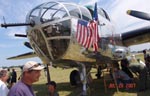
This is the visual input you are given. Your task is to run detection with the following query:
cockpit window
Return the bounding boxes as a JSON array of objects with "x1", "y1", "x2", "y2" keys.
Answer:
[
  {"x1": 95, "y1": 8, "x2": 111, "y2": 21},
  {"x1": 62, "y1": 4, "x2": 81, "y2": 18},
  {"x1": 79, "y1": 6, "x2": 92, "y2": 21},
  {"x1": 28, "y1": 2, "x2": 92, "y2": 23},
  {"x1": 40, "y1": 3, "x2": 66, "y2": 22},
  {"x1": 101, "y1": 8, "x2": 110, "y2": 21},
  {"x1": 98, "y1": 8, "x2": 106, "y2": 18},
  {"x1": 86, "y1": 6, "x2": 110, "y2": 21}
]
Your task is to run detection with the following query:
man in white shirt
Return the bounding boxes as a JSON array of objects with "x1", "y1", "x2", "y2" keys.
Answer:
[{"x1": 0, "y1": 69, "x2": 9, "y2": 96}]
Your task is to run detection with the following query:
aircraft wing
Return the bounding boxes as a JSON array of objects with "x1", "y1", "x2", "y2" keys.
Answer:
[
  {"x1": 121, "y1": 26, "x2": 150, "y2": 47},
  {"x1": 7, "y1": 52, "x2": 37, "y2": 60}
]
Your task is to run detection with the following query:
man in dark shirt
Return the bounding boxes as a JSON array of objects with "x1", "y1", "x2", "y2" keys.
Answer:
[
  {"x1": 121, "y1": 58, "x2": 133, "y2": 78},
  {"x1": 10, "y1": 69, "x2": 17, "y2": 87},
  {"x1": 143, "y1": 50, "x2": 150, "y2": 75},
  {"x1": 8, "y1": 61, "x2": 44, "y2": 96}
]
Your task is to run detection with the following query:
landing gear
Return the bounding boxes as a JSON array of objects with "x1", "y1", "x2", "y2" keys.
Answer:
[
  {"x1": 70, "y1": 70, "x2": 81, "y2": 86},
  {"x1": 77, "y1": 62, "x2": 92, "y2": 96},
  {"x1": 44, "y1": 63, "x2": 52, "y2": 96},
  {"x1": 46, "y1": 63, "x2": 51, "y2": 83},
  {"x1": 69, "y1": 62, "x2": 92, "y2": 96}
]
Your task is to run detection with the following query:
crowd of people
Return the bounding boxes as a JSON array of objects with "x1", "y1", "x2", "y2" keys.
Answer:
[{"x1": 0, "y1": 61, "x2": 59, "y2": 96}]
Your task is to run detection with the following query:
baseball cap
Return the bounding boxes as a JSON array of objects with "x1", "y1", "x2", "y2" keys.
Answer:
[{"x1": 23, "y1": 61, "x2": 44, "y2": 72}]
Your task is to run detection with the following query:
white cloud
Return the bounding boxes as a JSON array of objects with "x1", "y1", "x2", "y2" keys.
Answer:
[
  {"x1": 105, "y1": 0, "x2": 150, "y2": 51},
  {"x1": 0, "y1": 43, "x2": 22, "y2": 48},
  {"x1": 104, "y1": 0, "x2": 150, "y2": 32},
  {"x1": 129, "y1": 43, "x2": 150, "y2": 51},
  {"x1": 0, "y1": 0, "x2": 10, "y2": 17},
  {"x1": 79, "y1": 0, "x2": 98, "y2": 5}
]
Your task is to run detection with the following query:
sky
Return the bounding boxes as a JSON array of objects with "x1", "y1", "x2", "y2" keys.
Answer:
[{"x1": 0, "y1": 0, "x2": 150, "y2": 67}]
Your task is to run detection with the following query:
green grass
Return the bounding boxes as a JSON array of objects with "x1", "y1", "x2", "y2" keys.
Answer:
[
  {"x1": 14, "y1": 53, "x2": 150, "y2": 96},
  {"x1": 31, "y1": 67, "x2": 150, "y2": 96}
]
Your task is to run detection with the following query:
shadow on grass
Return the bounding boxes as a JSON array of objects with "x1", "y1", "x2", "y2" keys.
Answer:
[{"x1": 32, "y1": 78, "x2": 150, "y2": 96}]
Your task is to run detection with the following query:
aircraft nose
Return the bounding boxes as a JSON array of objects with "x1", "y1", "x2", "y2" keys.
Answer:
[{"x1": 28, "y1": 19, "x2": 72, "y2": 61}]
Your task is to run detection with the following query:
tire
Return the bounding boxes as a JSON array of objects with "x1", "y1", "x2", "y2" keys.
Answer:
[{"x1": 70, "y1": 70, "x2": 81, "y2": 86}]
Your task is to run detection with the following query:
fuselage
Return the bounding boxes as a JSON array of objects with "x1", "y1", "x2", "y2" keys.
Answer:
[{"x1": 26, "y1": 1, "x2": 123, "y2": 66}]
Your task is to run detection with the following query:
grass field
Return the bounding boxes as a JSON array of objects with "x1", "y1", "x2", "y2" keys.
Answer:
[
  {"x1": 14, "y1": 54, "x2": 150, "y2": 96},
  {"x1": 31, "y1": 67, "x2": 150, "y2": 96}
]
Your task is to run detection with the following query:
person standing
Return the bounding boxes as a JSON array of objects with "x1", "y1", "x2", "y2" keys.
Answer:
[
  {"x1": 143, "y1": 50, "x2": 150, "y2": 75},
  {"x1": 10, "y1": 69, "x2": 17, "y2": 87},
  {"x1": 8, "y1": 61, "x2": 44, "y2": 96},
  {"x1": 113, "y1": 67, "x2": 132, "y2": 86},
  {"x1": 121, "y1": 58, "x2": 133, "y2": 78},
  {"x1": 95, "y1": 65, "x2": 102, "y2": 79},
  {"x1": 0, "y1": 69, "x2": 9, "y2": 96},
  {"x1": 47, "y1": 81, "x2": 59, "y2": 96},
  {"x1": 7, "y1": 68, "x2": 11, "y2": 87}
]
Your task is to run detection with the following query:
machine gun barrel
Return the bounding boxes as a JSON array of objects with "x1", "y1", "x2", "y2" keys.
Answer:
[
  {"x1": 15, "y1": 34, "x2": 27, "y2": 37},
  {"x1": 1, "y1": 22, "x2": 34, "y2": 28}
]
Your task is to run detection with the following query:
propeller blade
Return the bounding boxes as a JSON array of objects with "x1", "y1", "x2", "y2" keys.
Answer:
[
  {"x1": 127, "y1": 10, "x2": 150, "y2": 20},
  {"x1": 15, "y1": 34, "x2": 27, "y2": 37},
  {"x1": 24, "y1": 42, "x2": 32, "y2": 49}
]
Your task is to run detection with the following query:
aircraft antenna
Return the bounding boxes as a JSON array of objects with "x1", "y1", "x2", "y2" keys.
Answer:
[{"x1": 3, "y1": 16, "x2": 6, "y2": 25}]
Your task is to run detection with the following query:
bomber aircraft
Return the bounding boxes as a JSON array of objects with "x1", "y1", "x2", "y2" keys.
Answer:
[{"x1": 1, "y1": 1, "x2": 150, "y2": 95}]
